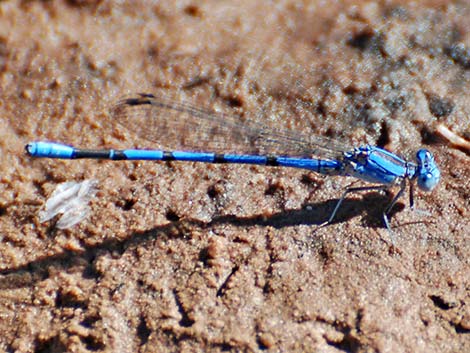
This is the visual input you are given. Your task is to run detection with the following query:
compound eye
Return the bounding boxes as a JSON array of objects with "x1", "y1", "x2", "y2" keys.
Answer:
[
  {"x1": 416, "y1": 149, "x2": 432, "y2": 163},
  {"x1": 418, "y1": 173, "x2": 438, "y2": 191}
]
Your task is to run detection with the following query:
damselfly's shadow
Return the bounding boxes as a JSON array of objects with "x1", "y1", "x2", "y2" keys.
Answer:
[
  {"x1": 210, "y1": 189, "x2": 400, "y2": 229},
  {"x1": 0, "y1": 191, "x2": 397, "y2": 291}
]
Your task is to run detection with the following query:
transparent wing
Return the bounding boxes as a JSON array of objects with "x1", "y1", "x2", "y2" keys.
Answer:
[{"x1": 110, "y1": 93, "x2": 350, "y2": 159}]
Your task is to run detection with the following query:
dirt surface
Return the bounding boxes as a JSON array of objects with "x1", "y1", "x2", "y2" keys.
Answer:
[{"x1": 0, "y1": 0, "x2": 469, "y2": 352}]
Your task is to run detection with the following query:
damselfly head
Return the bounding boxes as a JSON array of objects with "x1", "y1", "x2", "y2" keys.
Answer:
[{"x1": 415, "y1": 149, "x2": 440, "y2": 191}]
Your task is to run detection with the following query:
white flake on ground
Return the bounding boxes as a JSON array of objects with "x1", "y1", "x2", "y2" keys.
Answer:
[{"x1": 39, "y1": 179, "x2": 98, "y2": 229}]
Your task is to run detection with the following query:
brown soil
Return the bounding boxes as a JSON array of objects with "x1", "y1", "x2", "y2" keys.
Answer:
[{"x1": 0, "y1": 1, "x2": 469, "y2": 352}]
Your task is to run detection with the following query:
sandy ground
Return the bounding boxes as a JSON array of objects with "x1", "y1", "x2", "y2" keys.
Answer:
[{"x1": 0, "y1": 0, "x2": 469, "y2": 352}]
